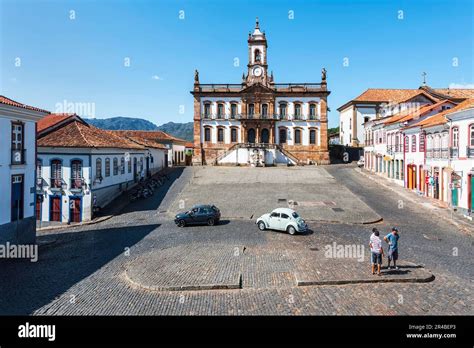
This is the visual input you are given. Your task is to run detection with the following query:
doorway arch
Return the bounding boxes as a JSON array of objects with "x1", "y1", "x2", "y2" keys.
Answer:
[
  {"x1": 247, "y1": 128, "x2": 256, "y2": 143},
  {"x1": 261, "y1": 128, "x2": 269, "y2": 143}
]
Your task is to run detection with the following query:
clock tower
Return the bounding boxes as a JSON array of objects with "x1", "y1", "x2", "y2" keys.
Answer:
[{"x1": 246, "y1": 18, "x2": 270, "y2": 86}]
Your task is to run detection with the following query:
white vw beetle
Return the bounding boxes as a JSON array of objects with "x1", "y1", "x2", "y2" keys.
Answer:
[{"x1": 256, "y1": 208, "x2": 308, "y2": 235}]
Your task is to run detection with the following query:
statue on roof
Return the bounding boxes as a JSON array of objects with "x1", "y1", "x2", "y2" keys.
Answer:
[
  {"x1": 194, "y1": 69, "x2": 199, "y2": 83},
  {"x1": 321, "y1": 68, "x2": 327, "y2": 81}
]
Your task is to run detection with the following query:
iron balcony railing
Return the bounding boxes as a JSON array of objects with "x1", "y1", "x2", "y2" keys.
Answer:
[
  {"x1": 426, "y1": 148, "x2": 449, "y2": 159},
  {"x1": 50, "y1": 177, "x2": 66, "y2": 190},
  {"x1": 70, "y1": 178, "x2": 85, "y2": 191},
  {"x1": 449, "y1": 147, "x2": 459, "y2": 159},
  {"x1": 36, "y1": 177, "x2": 48, "y2": 192},
  {"x1": 467, "y1": 146, "x2": 474, "y2": 158},
  {"x1": 11, "y1": 148, "x2": 26, "y2": 165},
  {"x1": 201, "y1": 113, "x2": 320, "y2": 121}
]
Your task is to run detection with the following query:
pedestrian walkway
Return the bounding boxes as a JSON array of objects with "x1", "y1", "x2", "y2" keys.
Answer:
[{"x1": 356, "y1": 167, "x2": 474, "y2": 235}]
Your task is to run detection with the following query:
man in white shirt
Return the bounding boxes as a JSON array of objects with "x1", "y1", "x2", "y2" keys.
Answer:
[{"x1": 369, "y1": 228, "x2": 384, "y2": 276}]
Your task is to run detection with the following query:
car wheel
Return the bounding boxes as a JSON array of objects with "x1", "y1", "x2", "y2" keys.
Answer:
[
  {"x1": 258, "y1": 221, "x2": 266, "y2": 231},
  {"x1": 287, "y1": 225, "x2": 296, "y2": 235},
  {"x1": 178, "y1": 220, "x2": 185, "y2": 227},
  {"x1": 207, "y1": 218, "x2": 215, "y2": 226}
]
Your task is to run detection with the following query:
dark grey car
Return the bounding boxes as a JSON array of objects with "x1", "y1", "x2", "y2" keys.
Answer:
[{"x1": 174, "y1": 205, "x2": 221, "y2": 227}]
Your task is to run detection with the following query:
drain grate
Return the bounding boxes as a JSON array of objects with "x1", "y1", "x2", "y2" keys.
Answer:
[
  {"x1": 332, "y1": 208, "x2": 344, "y2": 212},
  {"x1": 309, "y1": 247, "x2": 319, "y2": 251},
  {"x1": 278, "y1": 198, "x2": 287, "y2": 203}
]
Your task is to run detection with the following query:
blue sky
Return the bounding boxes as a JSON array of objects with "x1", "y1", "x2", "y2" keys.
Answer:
[{"x1": 1, "y1": 0, "x2": 472, "y2": 127}]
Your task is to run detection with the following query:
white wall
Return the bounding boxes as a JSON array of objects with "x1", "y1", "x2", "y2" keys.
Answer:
[
  {"x1": 0, "y1": 118, "x2": 37, "y2": 225},
  {"x1": 339, "y1": 106, "x2": 353, "y2": 146}
]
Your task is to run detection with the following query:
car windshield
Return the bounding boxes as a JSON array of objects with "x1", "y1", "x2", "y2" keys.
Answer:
[{"x1": 292, "y1": 212, "x2": 299, "y2": 219}]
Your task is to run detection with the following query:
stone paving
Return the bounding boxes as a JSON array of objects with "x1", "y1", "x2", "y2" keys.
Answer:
[
  {"x1": 170, "y1": 166, "x2": 381, "y2": 223},
  {"x1": 0, "y1": 164, "x2": 472, "y2": 315}
]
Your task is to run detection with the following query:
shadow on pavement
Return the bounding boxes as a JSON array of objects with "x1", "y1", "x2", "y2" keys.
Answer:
[
  {"x1": 119, "y1": 167, "x2": 185, "y2": 214},
  {"x1": 0, "y1": 223, "x2": 159, "y2": 315}
]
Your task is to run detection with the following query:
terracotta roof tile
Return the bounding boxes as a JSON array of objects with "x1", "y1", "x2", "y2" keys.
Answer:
[
  {"x1": 0, "y1": 95, "x2": 50, "y2": 113},
  {"x1": 384, "y1": 100, "x2": 453, "y2": 125},
  {"x1": 38, "y1": 121, "x2": 145, "y2": 149},
  {"x1": 432, "y1": 88, "x2": 474, "y2": 99},
  {"x1": 113, "y1": 130, "x2": 188, "y2": 144},
  {"x1": 408, "y1": 99, "x2": 474, "y2": 129},
  {"x1": 353, "y1": 89, "x2": 429, "y2": 104},
  {"x1": 37, "y1": 113, "x2": 76, "y2": 132}
]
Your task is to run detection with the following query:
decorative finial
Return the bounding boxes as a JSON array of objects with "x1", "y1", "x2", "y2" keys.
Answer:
[
  {"x1": 321, "y1": 67, "x2": 327, "y2": 81},
  {"x1": 194, "y1": 69, "x2": 199, "y2": 83},
  {"x1": 242, "y1": 72, "x2": 245, "y2": 81},
  {"x1": 270, "y1": 71, "x2": 274, "y2": 81},
  {"x1": 255, "y1": 17, "x2": 259, "y2": 29},
  {"x1": 422, "y1": 72, "x2": 427, "y2": 86}
]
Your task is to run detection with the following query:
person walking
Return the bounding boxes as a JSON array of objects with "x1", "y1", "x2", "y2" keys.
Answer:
[
  {"x1": 369, "y1": 228, "x2": 384, "y2": 276},
  {"x1": 384, "y1": 227, "x2": 400, "y2": 270}
]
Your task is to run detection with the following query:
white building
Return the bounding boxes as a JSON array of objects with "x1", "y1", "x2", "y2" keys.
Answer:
[
  {"x1": 36, "y1": 115, "x2": 167, "y2": 225},
  {"x1": 0, "y1": 96, "x2": 48, "y2": 244}
]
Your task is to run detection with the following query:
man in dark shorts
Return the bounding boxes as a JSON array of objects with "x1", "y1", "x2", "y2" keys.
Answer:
[
  {"x1": 384, "y1": 227, "x2": 400, "y2": 270},
  {"x1": 369, "y1": 228, "x2": 384, "y2": 276}
]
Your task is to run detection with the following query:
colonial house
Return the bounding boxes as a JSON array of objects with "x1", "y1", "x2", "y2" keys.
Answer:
[
  {"x1": 445, "y1": 99, "x2": 474, "y2": 214},
  {"x1": 36, "y1": 114, "x2": 167, "y2": 225},
  {"x1": 0, "y1": 96, "x2": 48, "y2": 244},
  {"x1": 114, "y1": 130, "x2": 187, "y2": 166},
  {"x1": 340, "y1": 86, "x2": 474, "y2": 148},
  {"x1": 191, "y1": 19, "x2": 330, "y2": 166}
]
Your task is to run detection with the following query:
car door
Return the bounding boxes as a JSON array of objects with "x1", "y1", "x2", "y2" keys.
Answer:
[
  {"x1": 195, "y1": 207, "x2": 208, "y2": 224},
  {"x1": 279, "y1": 213, "x2": 291, "y2": 231},
  {"x1": 269, "y1": 212, "x2": 281, "y2": 230},
  {"x1": 188, "y1": 208, "x2": 199, "y2": 225}
]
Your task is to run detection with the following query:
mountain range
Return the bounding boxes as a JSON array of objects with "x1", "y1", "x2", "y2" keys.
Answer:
[{"x1": 86, "y1": 117, "x2": 194, "y2": 141}]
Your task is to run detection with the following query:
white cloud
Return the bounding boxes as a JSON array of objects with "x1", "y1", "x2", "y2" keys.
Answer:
[
  {"x1": 151, "y1": 75, "x2": 163, "y2": 81},
  {"x1": 449, "y1": 83, "x2": 474, "y2": 89}
]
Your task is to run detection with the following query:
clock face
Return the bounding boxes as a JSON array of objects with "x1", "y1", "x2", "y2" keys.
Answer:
[{"x1": 253, "y1": 66, "x2": 262, "y2": 77}]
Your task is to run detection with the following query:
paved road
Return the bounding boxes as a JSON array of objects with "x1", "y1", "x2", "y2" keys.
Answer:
[{"x1": 0, "y1": 165, "x2": 471, "y2": 315}]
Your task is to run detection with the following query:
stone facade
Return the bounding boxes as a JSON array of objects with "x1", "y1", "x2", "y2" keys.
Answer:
[{"x1": 191, "y1": 19, "x2": 330, "y2": 166}]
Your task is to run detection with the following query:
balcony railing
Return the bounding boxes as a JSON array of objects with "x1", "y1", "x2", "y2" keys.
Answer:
[
  {"x1": 70, "y1": 178, "x2": 85, "y2": 191},
  {"x1": 50, "y1": 177, "x2": 66, "y2": 190},
  {"x1": 36, "y1": 177, "x2": 48, "y2": 192},
  {"x1": 11, "y1": 148, "x2": 26, "y2": 165},
  {"x1": 467, "y1": 146, "x2": 474, "y2": 158},
  {"x1": 449, "y1": 147, "x2": 459, "y2": 159},
  {"x1": 426, "y1": 148, "x2": 449, "y2": 159},
  {"x1": 195, "y1": 83, "x2": 325, "y2": 93},
  {"x1": 201, "y1": 113, "x2": 320, "y2": 121}
]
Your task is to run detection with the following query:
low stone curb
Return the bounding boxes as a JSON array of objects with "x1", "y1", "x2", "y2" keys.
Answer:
[
  {"x1": 124, "y1": 271, "x2": 242, "y2": 292},
  {"x1": 36, "y1": 215, "x2": 113, "y2": 232},
  {"x1": 296, "y1": 273, "x2": 435, "y2": 287}
]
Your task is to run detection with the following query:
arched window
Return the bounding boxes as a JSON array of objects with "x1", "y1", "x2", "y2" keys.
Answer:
[
  {"x1": 105, "y1": 158, "x2": 111, "y2": 177},
  {"x1": 120, "y1": 157, "x2": 125, "y2": 174},
  {"x1": 204, "y1": 127, "x2": 211, "y2": 142},
  {"x1": 71, "y1": 160, "x2": 83, "y2": 189},
  {"x1": 294, "y1": 129, "x2": 302, "y2": 144},
  {"x1": 203, "y1": 103, "x2": 211, "y2": 118},
  {"x1": 279, "y1": 128, "x2": 287, "y2": 144},
  {"x1": 217, "y1": 103, "x2": 224, "y2": 118},
  {"x1": 279, "y1": 103, "x2": 287, "y2": 118},
  {"x1": 261, "y1": 104, "x2": 268, "y2": 117},
  {"x1": 231, "y1": 128, "x2": 238, "y2": 143},
  {"x1": 419, "y1": 132, "x2": 425, "y2": 152},
  {"x1": 230, "y1": 103, "x2": 237, "y2": 119},
  {"x1": 294, "y1": 103, "x2": 302, "y2": 120},
  {"x1": 128, "y1": 157, "x2": 132, "y2": 173},
  {"x1": 309, "y1": 103, "x2": 317, "y2": 120},
  {"x1": 217, "y1": 128, "x2": 224, "y2": 143},
  {"x1": 309, "y1": 129, "x2": 317, "y2": 145},
  {"x1": 411, "y1": 135, "x2": 416, "y2": 152},
  {"x1": 254, "y1": 49, "x2": 261, "y2": 63},
  {"x1": 96, "y1": 158, "x2": 102, "y2": 179},
  {"x1": 113, "y1": 158, "x2": 118, "y2": 175},
  {"x1": 451, "y1": 127, "x2": 459, "y2": 148},
  {"x1": 51, "y1": 159, "x2": 62, "y2": 188},
  {"x1": 248, "y1": 104, "x2": 255, "y2": 117}
]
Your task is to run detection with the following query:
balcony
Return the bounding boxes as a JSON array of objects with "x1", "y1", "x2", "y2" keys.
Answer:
[
  {"x1": 427, "y1": 148, "x2": 449, "y2": 160},
  {"x1": 70, "y1": 178, "x2": 85, "y2": 191},
  {"x1": 50, "y1": 177, "x2": 66, "y2": 190},
  {"x1": 11, "y1": 148, "x2": 26, "y2": 165},
  {"x1": 467, "y1": 146, "x2": 474, "y2": 158},
  {"x1": 36, "y1": 177, "x2": 48, "y2": 192},
  {"x1": 449, "y1": 147, "x2": 459, "y2": 159}
]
